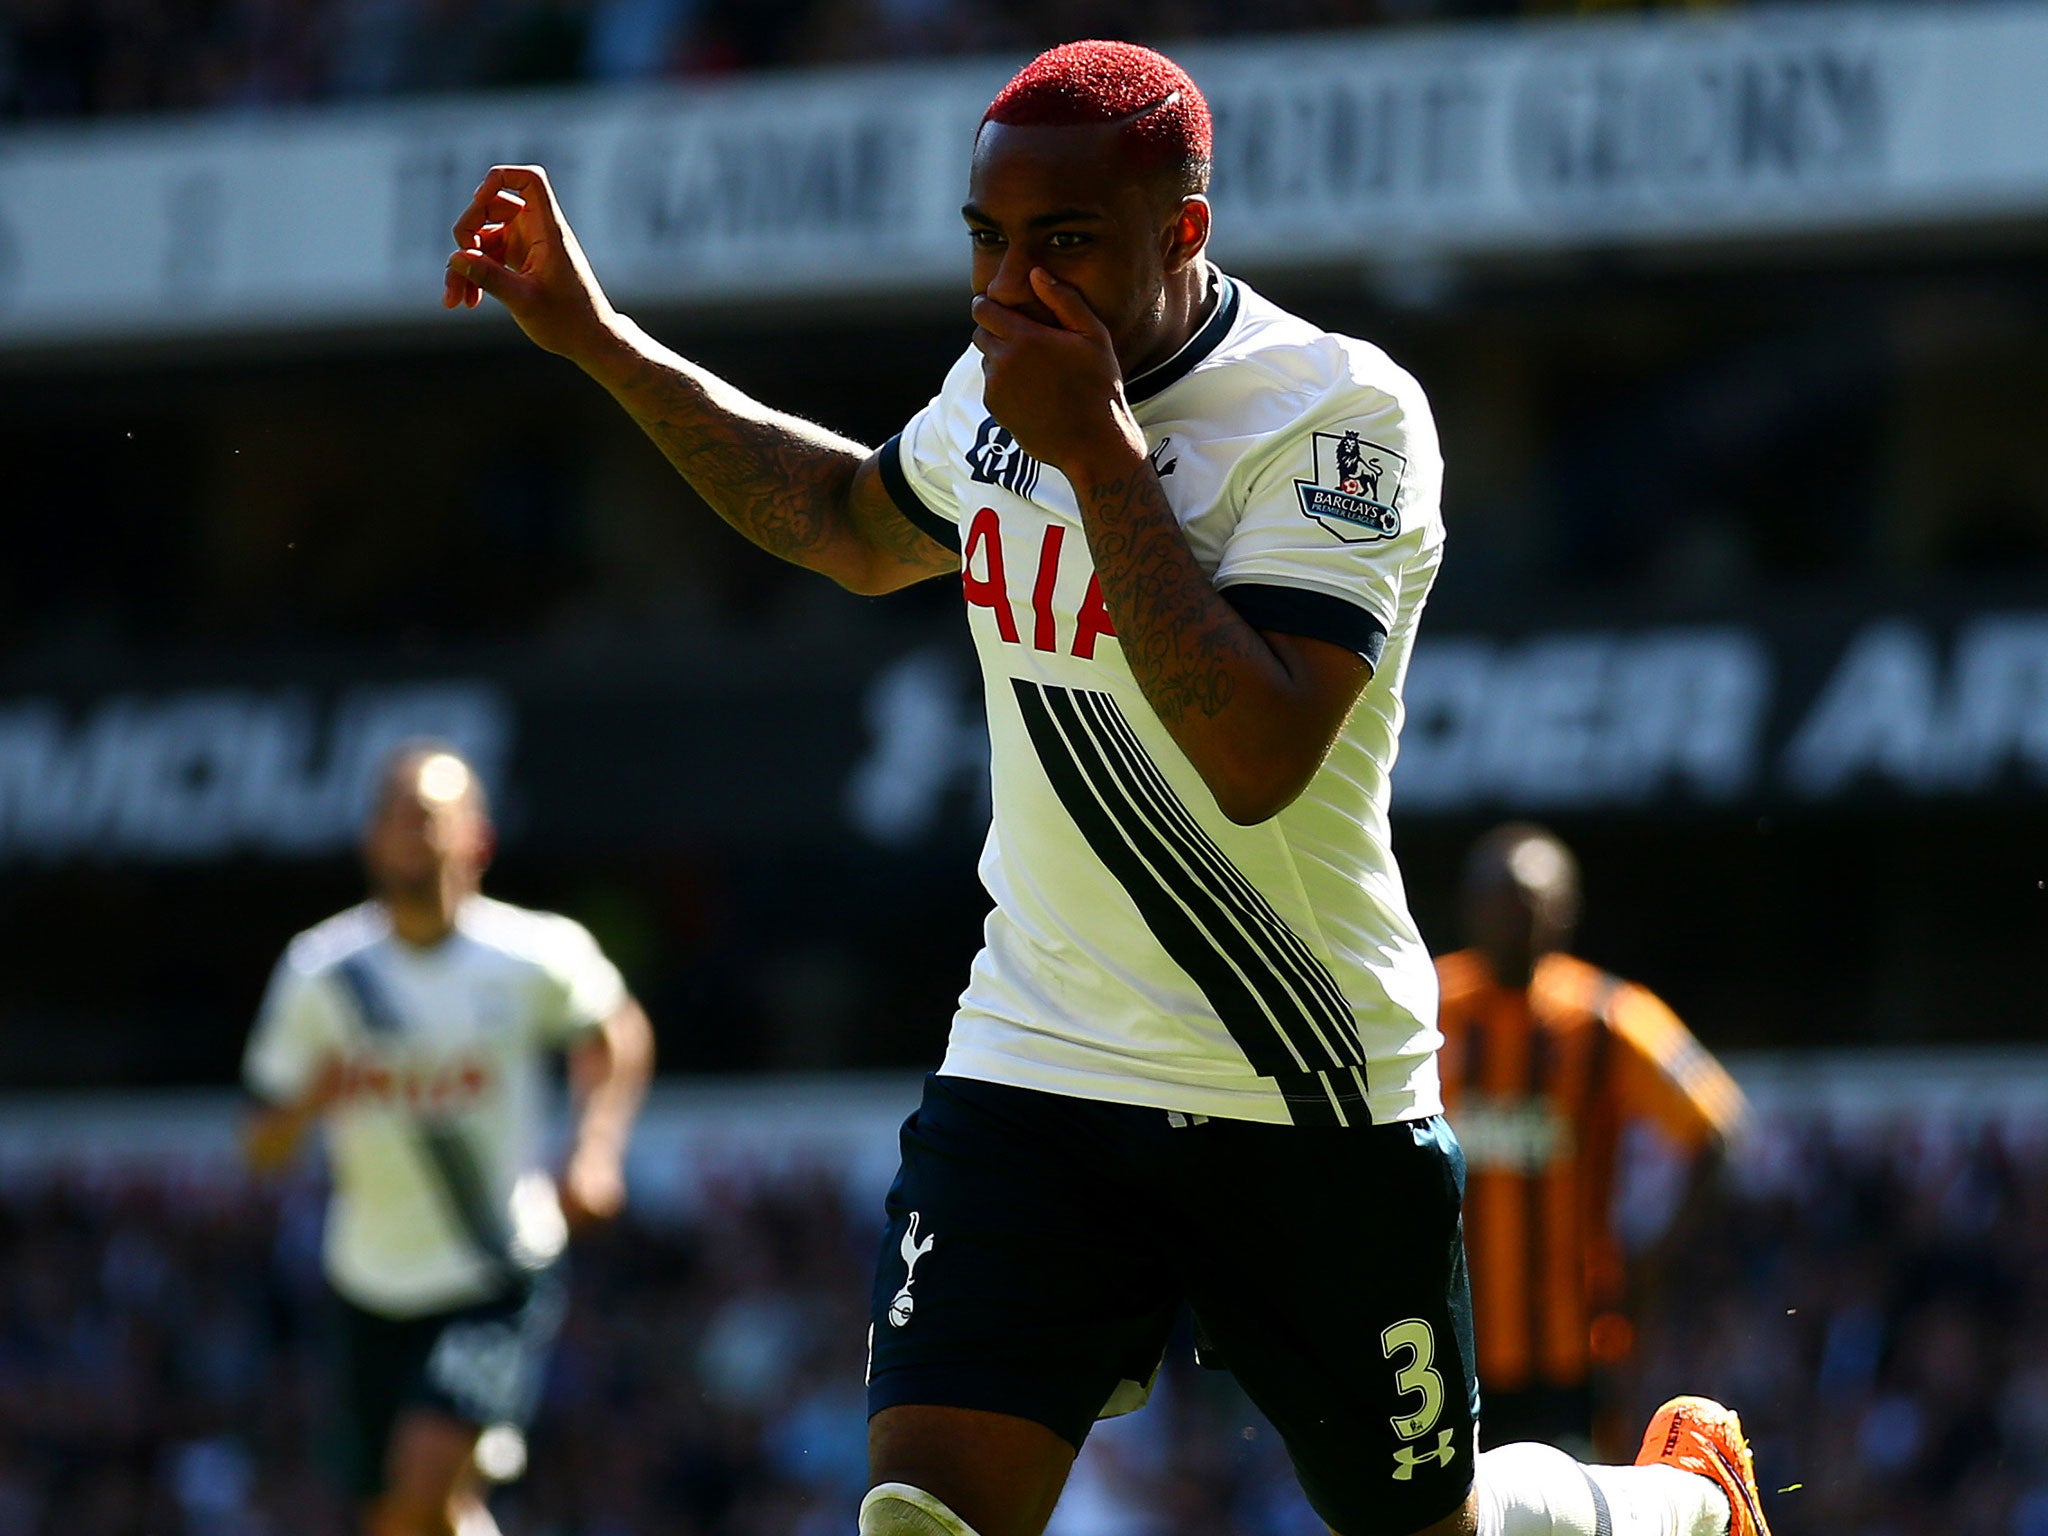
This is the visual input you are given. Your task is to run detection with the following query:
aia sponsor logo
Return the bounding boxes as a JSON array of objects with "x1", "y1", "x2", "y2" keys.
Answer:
[
  {"x1": 339, "y1": 1052, "x2": 496, "y2": 1113},
  {"x1": 961, "y1": 507, "x2": 1117, "y2": 659}
]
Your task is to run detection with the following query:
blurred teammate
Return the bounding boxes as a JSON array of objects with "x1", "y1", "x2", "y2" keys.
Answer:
[
  {"x1": 443, "y1": 39, "x2": 1771, "y2": 1536},
  {"x1": 1438, "y1": 825, "x2": 1746, "y2": 1453},
  {"x1": 242, "y1": 745, "x2": 654, "y2": 1536}
]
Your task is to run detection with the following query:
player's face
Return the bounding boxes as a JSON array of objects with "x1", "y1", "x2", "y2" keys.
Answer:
[
  {"x1": 965, "y1": 121, "x2": 1201, "y2": 372},
  {"x1": 363, "y1": 753, "x2": 490, "y2": 901},
  {"x1": 1465, "y1": 880, "x2": 1542, "y2": 977},
  {"x1": 1464, "y1": 868, "x2": 1576, "y2": 981}
]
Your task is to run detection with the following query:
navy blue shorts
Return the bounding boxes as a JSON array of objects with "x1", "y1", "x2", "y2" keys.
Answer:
[
  {"x1": 867, "y1": 1075, "x2": 1480, "y2": 1536},
  {"x1": 331, "y1": 1268, "x2": 564, "y2": 1497}
]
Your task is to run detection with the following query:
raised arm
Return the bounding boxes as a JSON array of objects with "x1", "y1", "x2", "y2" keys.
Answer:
[{"x1": 445, "y1": 165, "x2": 956, "y2": 596}]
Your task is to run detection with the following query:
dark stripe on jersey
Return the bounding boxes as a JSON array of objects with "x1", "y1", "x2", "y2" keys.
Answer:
[
  {"x1": 1461, "y1": 1004, "x2": 1487, "y2": 1099},
  {"x1": 1269, "y1": 1068, "x2": 1373, "y2": 1127},
  {"x1": 1016, "y1": 679, "x2": 1370, "y2": 1125},
  {"x1": 1126, "y1": 276, "x2": 1242, "y2": 404},
  {"x1": 1274, "y1": 1071, "x2": 1341, "y2": 1127},
  {"x1": 1014, "y1": 682, "x2": 1293, "y2": 1076},
  {"x1": 1326, "y1": 1064, "x2": 1372, "y2": 1119},
  {"x1": 1073, "y1": 691, "x2": 1365, "y2": 1067},
  {"x1": 1581, "y1": 1470, "x2": 1615, "y2": 1536},
  {"x1": 1525, "y1": 1022, "x2": 1553, "y2": 1384},
  {"x1": 334, "y1": 955, "x2": 404, "y2": 1034},
  {"x1": 1043, "y1": 684, "x2": 1357, "y2": 1075},
  {"x1": 1221, "y1": 584, "x2": 1391, "y2": 670},
  {"x1": 877, "y1": 432, "x2": 962, "y2": 554},
  {"x1": 1581, "y1": 986, "x2": 1616, "y2": 1164},
  {"x1": 418, "y1": 1126, "x2": 517, "y2": 1278},
  {"x1": 1580, "y1": 978, "x2": 1620, "y2": 1359}
]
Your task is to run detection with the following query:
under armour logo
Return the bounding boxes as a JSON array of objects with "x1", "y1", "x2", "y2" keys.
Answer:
[
  {"x1": 967, "y1": 418, "x2": 1040, "y2": 498},
  {"x1": 887, "y1": 1212, "x2": 936, "y2": 1327},
  {"x1": 1391, "y1": 1428, "x2": 1457, "y2": 1481}
]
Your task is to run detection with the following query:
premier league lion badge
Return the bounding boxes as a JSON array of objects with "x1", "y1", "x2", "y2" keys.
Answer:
[{"x1": 1294, "y1": 429, "x2": 1404, "y2": 544}]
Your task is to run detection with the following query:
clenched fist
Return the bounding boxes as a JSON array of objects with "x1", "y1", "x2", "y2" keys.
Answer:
[{"x1": 445, "y1": 164, "x2": 618, "y2": 362}]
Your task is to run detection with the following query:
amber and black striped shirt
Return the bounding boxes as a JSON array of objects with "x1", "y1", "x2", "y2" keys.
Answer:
[{"x1": 1435, "y1": 950, "x2": 1744, "y2": 1394}]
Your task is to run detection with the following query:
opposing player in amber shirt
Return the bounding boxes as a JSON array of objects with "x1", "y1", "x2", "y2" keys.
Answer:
[{"x1": 1437, "y1": 825, "x2": 1745, "y2": 1453}]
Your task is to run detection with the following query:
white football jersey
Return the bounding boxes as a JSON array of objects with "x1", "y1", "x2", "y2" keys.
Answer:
[
  {"x1": 243, "y1": 895, "x2": 627, "y2": 1316},
  {"x1": 880, "y1": 274, "x2": 1446, "y2": 1128}
]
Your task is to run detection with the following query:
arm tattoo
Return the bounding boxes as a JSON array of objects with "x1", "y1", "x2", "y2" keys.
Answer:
[
  {"x1": 1078, "y1": 465, "x2": 1269, "y2": 727},
  {"x1": 849, "y1": 484, "x2": 962, "y2": 577},
  {"x1": 613, "y1": 348, "x2": 865, "y2": 569}
]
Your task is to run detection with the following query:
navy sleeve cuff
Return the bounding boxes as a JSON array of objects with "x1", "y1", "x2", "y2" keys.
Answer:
[
  {"x1": 878, "y1": 433, "x2": 960, "y2": 554},
  {"x1": 1222, "y1": 583, "x2": 1389, "y2": 669}
]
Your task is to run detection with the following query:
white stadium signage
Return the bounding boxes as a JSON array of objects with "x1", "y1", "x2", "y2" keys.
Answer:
[{"x1": 4, "y1": 3, "x2": 2048, "y2": 345}]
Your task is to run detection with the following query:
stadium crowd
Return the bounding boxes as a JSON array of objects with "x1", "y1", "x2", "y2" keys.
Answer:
[
  {"x1": 0, "y1": 0, "x2": 1690, "y2": 121},
  {"x1": 0, "y1": 1113, "x2": 2040, "y2": 1536}
]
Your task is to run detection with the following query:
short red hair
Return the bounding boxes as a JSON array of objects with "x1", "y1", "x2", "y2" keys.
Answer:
[{"x1": 982, "y1": 41, "x2": 1213, "y2": 193}]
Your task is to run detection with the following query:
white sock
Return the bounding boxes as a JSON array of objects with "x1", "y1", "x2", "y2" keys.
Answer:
[{"x1": 1476, "y1": 1443, "x2": 1732, "y2": 1536}]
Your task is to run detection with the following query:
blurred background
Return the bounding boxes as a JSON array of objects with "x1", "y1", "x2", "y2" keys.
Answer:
[{"x1": 2, "y1": 0, "x2": 2046, "y2": 1532}]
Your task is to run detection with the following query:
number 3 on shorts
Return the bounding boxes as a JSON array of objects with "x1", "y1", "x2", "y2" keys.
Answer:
[{"x1": 1380, "y1": 1318, "x2": 1445, "y2": 1441}]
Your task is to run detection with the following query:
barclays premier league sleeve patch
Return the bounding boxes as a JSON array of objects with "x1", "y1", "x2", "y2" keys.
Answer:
[{"x1": 1294, "y1": 429, "x2": 1404, "y2": 544}]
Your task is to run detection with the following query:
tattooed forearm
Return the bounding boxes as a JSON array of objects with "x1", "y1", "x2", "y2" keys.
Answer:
[
  {"x1": 1074, "y1": 452, "x2": 1362, "y2": 824},
  {"x1": 847, "y1": 467, "x2": 962, "y2": 576},
  {"x1": 1078, "y1": 461, "x2": 1271, "y2": 728},
  {"x1": 583, "y1": 319, "x2": 952, "y2": 590},
  {"x1": 608, "y1": 342, "x2": 863, "y2": 566}
]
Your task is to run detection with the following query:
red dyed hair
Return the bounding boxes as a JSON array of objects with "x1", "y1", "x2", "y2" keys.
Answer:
[{"x1": 982, "y1": 41, "x2": 1213, "y2": 193}]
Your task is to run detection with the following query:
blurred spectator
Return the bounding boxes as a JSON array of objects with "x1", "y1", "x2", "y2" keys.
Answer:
[{"x1": 0, "y1": 1107, "x2": 2041, "y2": 1535}]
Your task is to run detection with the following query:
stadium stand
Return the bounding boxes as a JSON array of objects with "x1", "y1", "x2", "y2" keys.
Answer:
[{"x1": 0, "y1": 1072, "x2": 2042, "y2": 1536}]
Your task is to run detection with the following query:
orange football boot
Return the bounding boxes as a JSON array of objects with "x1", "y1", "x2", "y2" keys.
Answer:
[{"x1": 1635, "y1": 1395, "x2": 1773, "y2": 1536}]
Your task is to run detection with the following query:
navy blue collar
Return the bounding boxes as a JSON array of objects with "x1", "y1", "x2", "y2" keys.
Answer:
[{"x1": 1126, "y1": 273, "x2": 1240, "y2": 406}]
